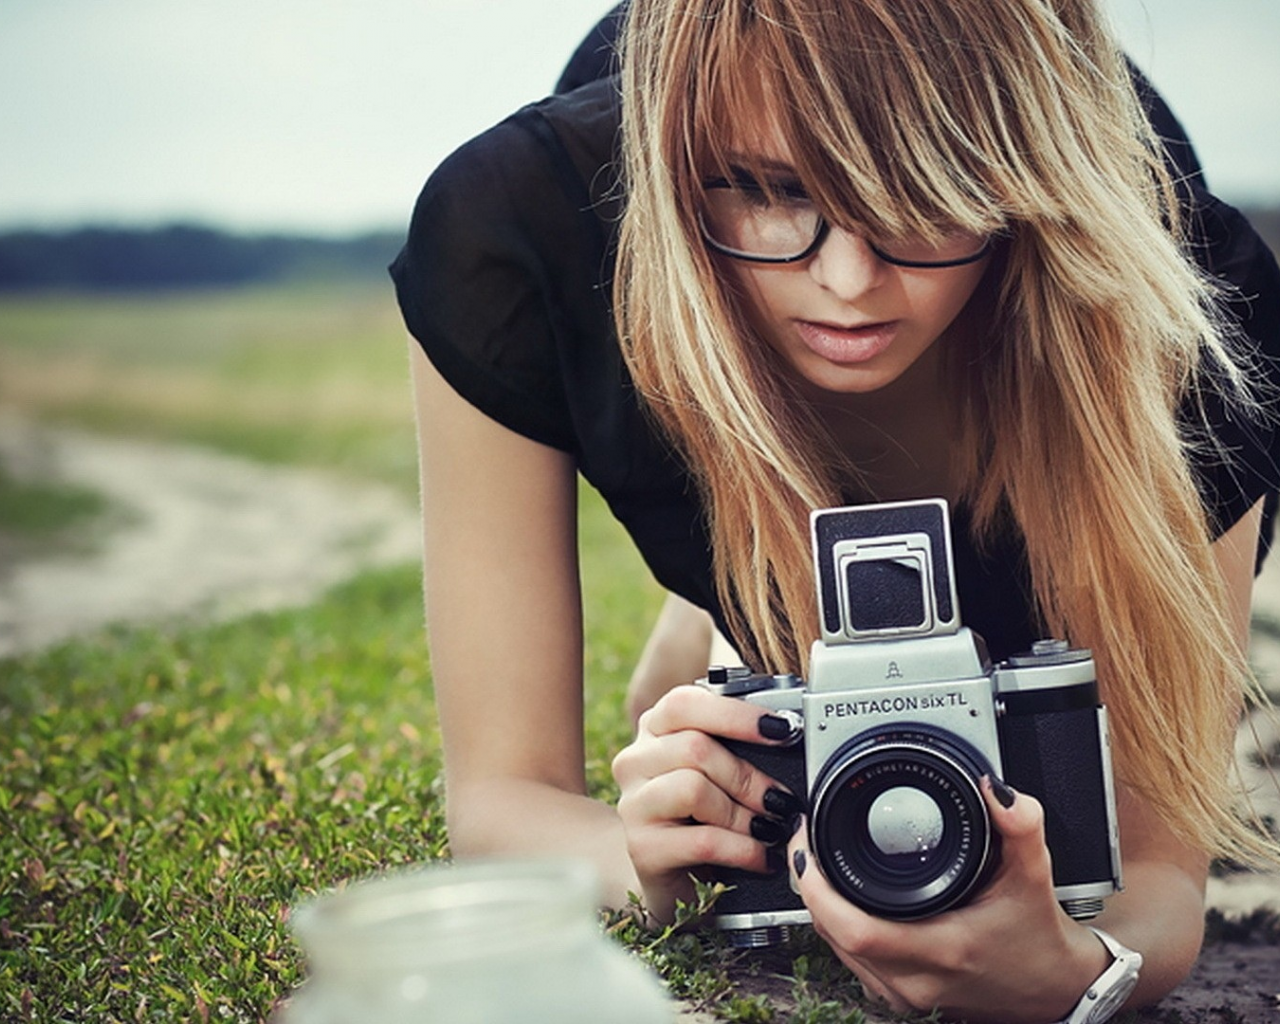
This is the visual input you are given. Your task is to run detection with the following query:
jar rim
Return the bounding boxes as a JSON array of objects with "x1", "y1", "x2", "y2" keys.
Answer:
[{"x1": 291, "y1": 858, "x2": 601, "y2": 971}]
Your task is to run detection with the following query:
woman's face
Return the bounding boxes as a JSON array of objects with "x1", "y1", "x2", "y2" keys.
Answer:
[{"x1": 711, "y1": 132, "x2": 993, "y2": 398}]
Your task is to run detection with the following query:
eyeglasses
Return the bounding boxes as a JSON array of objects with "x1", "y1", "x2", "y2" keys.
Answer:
[{"x1": 698, "y1": 176, "x2": 994, "y2": 268}]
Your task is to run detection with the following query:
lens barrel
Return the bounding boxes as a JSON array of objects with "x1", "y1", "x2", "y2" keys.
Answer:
[{"x1": 810, "y1": 725, "x2": 998, "y2": 920}]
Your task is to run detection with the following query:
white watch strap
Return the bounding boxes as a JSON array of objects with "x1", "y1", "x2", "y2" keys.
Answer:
[{"x1": 1053, "y1": 927, "x2": 1143, "y2": 1024}]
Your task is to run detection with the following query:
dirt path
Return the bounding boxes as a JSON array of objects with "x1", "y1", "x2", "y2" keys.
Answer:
[
  {"x1": 1, "y1": 415, "x2": 1276, "y2": 1020},
  {"x1": 0, "y1": 413, "x2": 421, "y2": 656}
]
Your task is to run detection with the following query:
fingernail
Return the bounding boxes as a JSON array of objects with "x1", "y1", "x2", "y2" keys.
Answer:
[
  {"x1": 765, "y1": 846, "x2": 787, "y2": 876},
  {"x1": 792, "y1": 849, "x2": 807, "y2": 879},
  {"x1": 989, "y1": 775, "x2": 1017, "y2": 809},
  {"x1": 750, "y1": 815, "x2": 787, "y2": 845},
  {"x1": 788, "y1": 813, "x2": 804, "y2": 838},
  {"x1": 758, "y1": 711, "x2": 801, "y2": 742},
  {"x1": 763, "y1": 787, "x2": 804, "y2": 817}
]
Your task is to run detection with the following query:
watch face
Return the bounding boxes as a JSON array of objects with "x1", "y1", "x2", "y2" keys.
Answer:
[{"x1": 1085, "y1": 967, "x2": 1140, "y2": 1023}]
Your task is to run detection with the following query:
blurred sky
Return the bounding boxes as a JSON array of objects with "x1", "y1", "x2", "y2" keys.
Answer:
[{"x1": 1, "y1": 0, "x2": 1276, "y2": 236}]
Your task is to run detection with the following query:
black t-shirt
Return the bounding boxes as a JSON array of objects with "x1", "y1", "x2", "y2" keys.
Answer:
[{"x1": 390, "y1": 75, "x2": 1280, "y2": 663}]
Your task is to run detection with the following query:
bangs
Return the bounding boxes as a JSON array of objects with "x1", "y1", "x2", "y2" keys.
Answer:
[{"x1": 677, "y1": 0, "x2": 1092, "y2": 244}]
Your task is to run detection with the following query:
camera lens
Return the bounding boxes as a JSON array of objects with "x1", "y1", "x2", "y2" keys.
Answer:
[
  {"x1": 810, "y1": 726, "x2": 997, "y2": 920},
  {"x1": 866, "y1": 786, "x2": 945, "y2": 859}
]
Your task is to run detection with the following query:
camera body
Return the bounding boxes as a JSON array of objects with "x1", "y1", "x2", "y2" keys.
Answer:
[{"x1": 704, "y1": 499, "x2": 1123, "y2": 947}]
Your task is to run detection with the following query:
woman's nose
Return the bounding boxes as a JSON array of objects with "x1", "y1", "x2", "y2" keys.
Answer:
[{"x1": 807, "y1": 225, "x2": 888, "y2": 300}]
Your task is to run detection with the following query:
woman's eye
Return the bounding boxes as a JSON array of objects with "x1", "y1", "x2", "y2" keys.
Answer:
[
  {"x1": 738, "y1": 186, "x2": 775, "y2": 208},
  {"x1": 736, "y1": 180, "x2": 810, "y2": 207}
]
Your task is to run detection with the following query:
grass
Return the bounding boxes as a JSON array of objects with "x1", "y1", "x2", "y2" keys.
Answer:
[
  {"x1": 0, "y1": 283, "x2": 671, "y2": 1021},
  {"x1": 1, "y1": 285, "x2": 1277, "y2": 1023},
  {"x1": 1, "y1": 564, "x2": 444, "y2": 1020},
  {"x1": 0, "y1": 466, "x2": 110, "y2": 537},
  {"x1": 0, "y1": 499, "x2": 672, "y2": 1021},
  {"x1": 0, "y1": 500, "x2": 670, "y2": 1022},
  {"x1": 0, "y1": 462, "x2": 128, "y2": 563}
]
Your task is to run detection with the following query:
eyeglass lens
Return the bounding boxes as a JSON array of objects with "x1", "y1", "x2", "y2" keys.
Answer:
[{"x1": 700, "y1": 182, "x2": 989, "y2": 266}]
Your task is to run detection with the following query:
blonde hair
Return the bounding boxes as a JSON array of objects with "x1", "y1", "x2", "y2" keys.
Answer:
[{"x1": 614, "y1": 0, "x2": 1276, "y2": 862}]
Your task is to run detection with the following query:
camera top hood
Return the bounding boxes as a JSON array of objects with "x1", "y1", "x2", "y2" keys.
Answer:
[{"x1": 812, "y1": 498, "x2": 960, "y2": 646}]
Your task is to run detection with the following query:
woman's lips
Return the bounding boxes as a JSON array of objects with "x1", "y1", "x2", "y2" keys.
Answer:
[{"x1": 794, "y1": 319, "x2": 899, "y2": 364}]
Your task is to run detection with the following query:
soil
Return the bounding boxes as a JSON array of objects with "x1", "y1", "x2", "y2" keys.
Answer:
[
  {"x1": 673, "y1": 939, "x2": 1280, "y2": 1022},
  {"x1": 1, "y1": 414, "x2": 1277, "y2": 1021}
]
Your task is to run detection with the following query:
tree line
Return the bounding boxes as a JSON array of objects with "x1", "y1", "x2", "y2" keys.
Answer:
[
  {"x1": 0, "y1": 224, "x2": 404, "y2": 290},
  {"x1": 0, "y1": 211, "x2": 1275, "y2": 292}
]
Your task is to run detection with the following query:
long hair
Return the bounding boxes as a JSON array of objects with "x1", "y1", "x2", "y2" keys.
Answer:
[{"x1": 613, "y1": 0, "x2": 1275, "y2": 861}]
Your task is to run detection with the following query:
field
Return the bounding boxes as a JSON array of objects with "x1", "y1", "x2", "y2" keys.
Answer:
[
  {"x1": 2, "y1": 283, "x2": 1278, "y2": 1023},
  {"x1": 0, "y1": 284, "x2": 419, "y2": 488},
  {"x1": 0, "y1": 283, "x2": 667, "y2": 1021}
]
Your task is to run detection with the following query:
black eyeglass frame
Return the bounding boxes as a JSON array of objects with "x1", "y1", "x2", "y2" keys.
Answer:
[{"x1": 698, "y1": 178, "x2": 996, "y2": 269}]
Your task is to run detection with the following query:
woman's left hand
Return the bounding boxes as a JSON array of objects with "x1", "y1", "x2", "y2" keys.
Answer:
[{"x1": 788, "y1": 777, "x2": 1111, "y2": 1024}]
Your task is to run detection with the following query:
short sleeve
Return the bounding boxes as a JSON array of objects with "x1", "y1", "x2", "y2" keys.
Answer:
[
  {"x1": 1179, "y1": 183, "x2": 1280, "y2": 552},
  {"x1": 390, "y1": 109, "x2": 584, "y2": 453},
  {"x1": 1139, "y1": 67, "x2": 1280, "y2": 552},
  {"x1": 555, "y1": 2, "x2": 625, "y2": 94}
]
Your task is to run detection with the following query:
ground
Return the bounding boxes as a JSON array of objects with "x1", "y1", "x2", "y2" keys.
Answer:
[{"x1": 3, "y1": 416, "x2": 1277, "y2": 1022}]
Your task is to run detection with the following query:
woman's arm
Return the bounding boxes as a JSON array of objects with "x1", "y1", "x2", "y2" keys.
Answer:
[
  {"x1": 625, "y1": 593, "x2": 716, "y2": 728},
  {"x1": 410, "y1": 341, "x2": 639, "y2": 904},
  {"x1": 1084, "y1": 496, "x2": 1263, "y2": 1004},
  {"x1": 414, "y1": 340, "x2": 801, "y2": 916}
]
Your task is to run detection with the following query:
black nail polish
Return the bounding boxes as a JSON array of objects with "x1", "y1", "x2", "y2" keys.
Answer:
[
  {"x1": 788, "y1": 813, "x2": 804, "y2": 838},
  {"x1": 792, "y1": 849, "x2": 807, "y2": 879},
  {"x1": 750, "y1": 815, "x2": 787, "y2": 845},
  {"x1": 758, "y1": 713, "x2": 795, "y2": 741},
  {"x1": 989, "y1": 775, "x2": 1017, "y2": 809},
  {"x1": 765, "y1": 846, "x2": 787, "y2": 876},
  {"x1": 763, "y1": 787, "x2": 803, "y2": 817}
]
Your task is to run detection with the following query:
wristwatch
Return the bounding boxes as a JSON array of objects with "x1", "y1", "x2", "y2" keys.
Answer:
[{"x1": 1052, "y1": 927, "x2": 1143, "y2": 1024}]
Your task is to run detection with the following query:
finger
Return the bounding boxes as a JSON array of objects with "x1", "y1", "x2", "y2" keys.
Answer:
[
  {"x1": 637, "y1": 684, "x2": 801, "y2": 746},
  {"x1": 786, "y1": 816, "x2": 899, "y2": 962},
  {"x1": 849, "y1": 968, "x2": 912, "y2": 1016},
  {"x1": 981, "y1": 775, "x2": 1053, "y2": 890},
  {"x1": 613, "y1": 728, "x2": 798, "y2": 815},
  {"x1": 618, "y1": 767, "x2": 758, "y2": 837},
  {"x1": 627, "y1": 820, "x2": 773, "y2": 878},
  {"x1": 785, "y1": 820, "x2": 917, "y2": 1009}
]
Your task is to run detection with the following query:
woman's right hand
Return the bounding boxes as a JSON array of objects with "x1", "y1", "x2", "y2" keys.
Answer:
[{"x1": 611, "y1": 684, "x2": 804, "y2": 924}]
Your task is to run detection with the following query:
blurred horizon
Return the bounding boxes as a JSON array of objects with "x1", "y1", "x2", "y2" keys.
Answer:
[{"x1": 1, "y1": 0, "x2": 1277, "y2": 237}]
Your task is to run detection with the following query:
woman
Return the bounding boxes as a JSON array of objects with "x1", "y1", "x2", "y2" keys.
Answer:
[{"x1": 391, "y1": 1, "x2": 1280, "y2": 1019}]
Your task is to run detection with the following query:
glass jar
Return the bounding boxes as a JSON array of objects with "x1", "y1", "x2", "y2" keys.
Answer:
[{"x1": 284, "y1": 858, "x2": 673, "y2": 1024}]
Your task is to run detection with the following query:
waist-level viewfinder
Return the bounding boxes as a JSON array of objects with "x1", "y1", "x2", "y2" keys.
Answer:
[{"x1": 814, "y1": 501, "x2": 958, "y2": 643}]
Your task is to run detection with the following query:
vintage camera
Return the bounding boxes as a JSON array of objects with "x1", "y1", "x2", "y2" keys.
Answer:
[{"x1": 703, "y1": 498, "x2": 1122, "y2": 947}]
